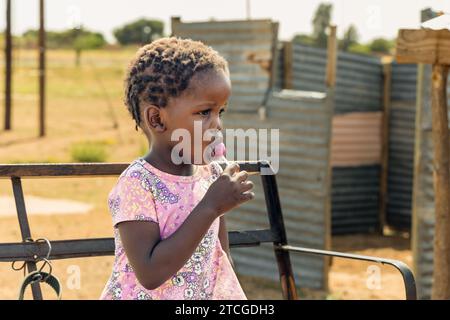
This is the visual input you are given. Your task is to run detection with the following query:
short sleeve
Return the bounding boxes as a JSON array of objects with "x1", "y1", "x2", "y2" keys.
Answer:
[{"x1": 108, "y1": 175, "x2": 159, "y2": 228}]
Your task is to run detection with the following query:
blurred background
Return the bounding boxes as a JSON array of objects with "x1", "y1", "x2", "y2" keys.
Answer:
[{"x1": 1, "y1": 0, "x2": 449, "y2": 300}]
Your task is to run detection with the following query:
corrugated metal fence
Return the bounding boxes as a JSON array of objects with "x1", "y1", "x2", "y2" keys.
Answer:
[
  {"x1": 172, "y1": 17, "x2": 277, "y2": 112},
  {"x1": 171, "y1": 16, "x2": 450, "y2": 298},
  {"x1": 172, "y1": 18, "x2": 333, "y2": 290},
  {"x1": 223, "y1": 90, "x2": 333, "y2": 289},
  {"x1": 386, "y1": 61, "x2": 417, "y2": 230},
  {"x1": 284, "y1": 43, "x2": 383, "y2": 234}
]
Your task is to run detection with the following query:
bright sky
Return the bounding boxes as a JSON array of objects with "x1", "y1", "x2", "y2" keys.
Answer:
[{"x1": 1, "y1": 0, "x2": 449, "y2": 43}]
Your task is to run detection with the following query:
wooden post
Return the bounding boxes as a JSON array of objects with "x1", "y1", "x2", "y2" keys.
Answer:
[
  {"x1": 396, "y1": 28, "x2": 450, "y2": 299},
  {"x1": 283, "y1": 41, "x2": 293, "y2": 89},
  {"x1": 4, "y1": 0, "x2": 12, "y2": 131},
  {"x1": 268, "y1": 22, "x2": 279, "y2": 90},
  {"x1": 430, "y1": 64, "x2": 450, "y2": 299},
  {"x1": 379, "y1": 62, "x2": 392, "y2": 234},
  {"x1": 170, "y1": 16, "x2": 181, "y2": 37},
  {"x1": 325, "y1": 25, "x2": 337, "y2": 88},
  {"x1": 324, "y1": 24, "x2": 337, "y2": 288},
  {"x1": 38, "y1": 0, "x2": 46, "y2": 137}
]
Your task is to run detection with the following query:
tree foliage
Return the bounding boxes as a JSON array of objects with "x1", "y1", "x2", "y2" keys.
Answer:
[
  {"x1": 339, "y1": 24, "x2": 359, "y2": 51},
  {"x1": 113, "y1": 18, "x2": 164, "y2": 45},
  {"x1": 312, "y1": 3, "x2": 333, "y2": 48}
]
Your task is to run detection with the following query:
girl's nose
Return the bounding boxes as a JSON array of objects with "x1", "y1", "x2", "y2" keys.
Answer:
[{"x1": 212, "y1": 115, "x2": 223, "y2": 132}]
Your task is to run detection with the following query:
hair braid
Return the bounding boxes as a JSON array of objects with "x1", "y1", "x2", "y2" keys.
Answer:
[{"x1": 124, "y1": 37, "x2": 228, "y2": 131}]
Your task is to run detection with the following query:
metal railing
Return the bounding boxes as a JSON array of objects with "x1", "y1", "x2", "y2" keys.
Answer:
[{"x1": 0, "y1": 161, "x2": 417, "y2": 300}]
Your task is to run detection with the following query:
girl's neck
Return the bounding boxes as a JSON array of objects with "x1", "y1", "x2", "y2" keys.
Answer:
[{"x1": 143, "y1": 145, "x2": 197, "y2": 177}]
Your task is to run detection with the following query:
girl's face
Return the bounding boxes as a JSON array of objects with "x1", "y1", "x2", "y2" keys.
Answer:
[{"x1": 159, "y1": 68, "x2": 231, "y2": 165}]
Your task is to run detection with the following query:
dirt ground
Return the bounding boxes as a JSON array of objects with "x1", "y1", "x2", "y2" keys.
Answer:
[{"x1": 0, "y1": 49, "x2": 412, "y2": 300}]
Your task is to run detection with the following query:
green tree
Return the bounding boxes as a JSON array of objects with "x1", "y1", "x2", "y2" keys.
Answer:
[
  {"x1": 339, "y1": 24, "x2": 359, "y2": 52},
  {"x1": 21, "y1": 29, "x2": 39, "y2": 48},
  {"x1": 292, "y1": 33, "x2": 315, "y2": 46},
  {"x1": 21, "y1": 28, "x2": 106, "y2": 50},
  {"x1": 73, "y1": 32, "x2": 106, "y2": 66},
  {"x1": 21, "y1": 27, "x2": 106, "y2": 65},
  {"x1": 312, "y1": 3, "x2": 333, "y2": 48},
  {"x1": 113, "y1": 18, "x2": 164, "y2": 45},
  {"x1": 347, "y1": 43, "x2": 371, "y2": 55},
  {"x1": 369, "y1": 38, "x2": 394, "y2": 54}
]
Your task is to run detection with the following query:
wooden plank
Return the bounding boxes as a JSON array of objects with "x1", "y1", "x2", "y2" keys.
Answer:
[
  {"x1": 396, "y1": 29, "x2": 450, "y2": 65},
  {"x1": 379, "y1": 63, "x2": 392, "y2": 233},
  {"x1": 323, "y1": 85, "x2": 335, "y2": 291},
  {"x1": 411, "y1": 63, "x2": 432, "y2": 299},
  {"x1": 283, "y1": 41, "x2": 293, "y2": 89},
  {"x1": 325, "y1": 25, "x2": 337, "y2": 88},
  {"x1": 430, "y1": 64, "x2": 450, "y2": 299},
  {"x1": 268, "y1": 22, "x2": 279, "y2": 90}
]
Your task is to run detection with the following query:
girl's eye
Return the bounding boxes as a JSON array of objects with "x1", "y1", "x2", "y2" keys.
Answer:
[
  {"x1": 219, "y1": 109, "x2": 226, "y2": 117},
  {"x1": 197, "y1": 109, "x2": 211, "y2": 116}
]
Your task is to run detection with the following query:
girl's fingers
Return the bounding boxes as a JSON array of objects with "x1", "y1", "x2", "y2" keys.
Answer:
[
  {"x1": 239, "y1": 180, "x2": 254, "y2": 192},
  {"x1": 235, "y1": 170, "x2": 249, "y2": 183},
  {"x1": 223, "y1": 162, "x2": 240, "y2": 176},
  {"x1": 240, "y1": 191, "x2": 255, "y2": 202}
]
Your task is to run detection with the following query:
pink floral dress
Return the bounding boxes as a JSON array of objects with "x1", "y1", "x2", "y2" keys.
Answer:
[{"x1": 99, "y1": 157, "x2": 247, "y2": 300}]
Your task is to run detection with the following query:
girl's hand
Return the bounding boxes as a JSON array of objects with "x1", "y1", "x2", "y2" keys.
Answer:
[{"x1": 200, "y1": 162, "x2": 255, "y2": 218}]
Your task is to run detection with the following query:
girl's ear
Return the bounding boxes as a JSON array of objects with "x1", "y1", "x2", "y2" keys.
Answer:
[{"x1": 143, "y1": 105, "x2": 166, "y2": 133}]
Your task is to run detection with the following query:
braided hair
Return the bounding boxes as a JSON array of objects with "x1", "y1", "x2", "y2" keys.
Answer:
[{"x1": 124, "y1": 37, "x2": 229, "y2": 131}]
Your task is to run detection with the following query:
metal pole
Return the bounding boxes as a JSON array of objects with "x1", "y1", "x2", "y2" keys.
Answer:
[
  {"x1": 38, "y1": 0, "x2": 46, "y2": 137},
  {"x1": 4, "y1": 0, "x2": 12, "y2": 131},
  {"x1": 11, "y1": 177, "x2": 43, "y2": 300}
]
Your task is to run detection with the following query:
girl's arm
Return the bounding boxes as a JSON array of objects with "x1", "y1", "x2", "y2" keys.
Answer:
[
  {"x1": 218, "y1": 215, "x2": 235, "y2": 269},
  {"x1": 118, "y1": 200, "x2": 218, "y2": 290},
  {"x1": 119, "y1": 163, "x2": 253, "y2": 290}
]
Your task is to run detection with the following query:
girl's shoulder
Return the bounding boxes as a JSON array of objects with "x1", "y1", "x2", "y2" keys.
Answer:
[
  {"x1": 107, "y1": 159, "x2": 144, "y2": 197},
  {"x1": 118, "y1": 158, "x2": 141, "y2": 178},
  {"x1": 109, "y1": 159, "x2": 146, "y2": 189},
  {"x1": 107, "y1": 159, "x2": 160, "y2": 227}
]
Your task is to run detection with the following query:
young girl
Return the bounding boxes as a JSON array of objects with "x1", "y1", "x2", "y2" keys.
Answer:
[{"x1": 100, "y1": 37, "x2": 255, "y2": 300}]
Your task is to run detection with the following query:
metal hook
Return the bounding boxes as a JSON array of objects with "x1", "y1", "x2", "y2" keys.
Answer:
[
  {"x1": 35, "y1": 238, "x2": 52, "y2": 261},
  {"x1": 11, "y1": 238, "x2": 35, "y2": 277},
  {"x1": 11, "y1": 237, "x2": 53, "y2": 281},
  {"x1": 36, "y1": 258, "x2": 53, "y2": 282},
  {"x1": 34, "y1": 238, "x2": 53, "y2": 282},
  {"x1": 11, "y1": 260, "x2": 27, "y2": 277}
]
